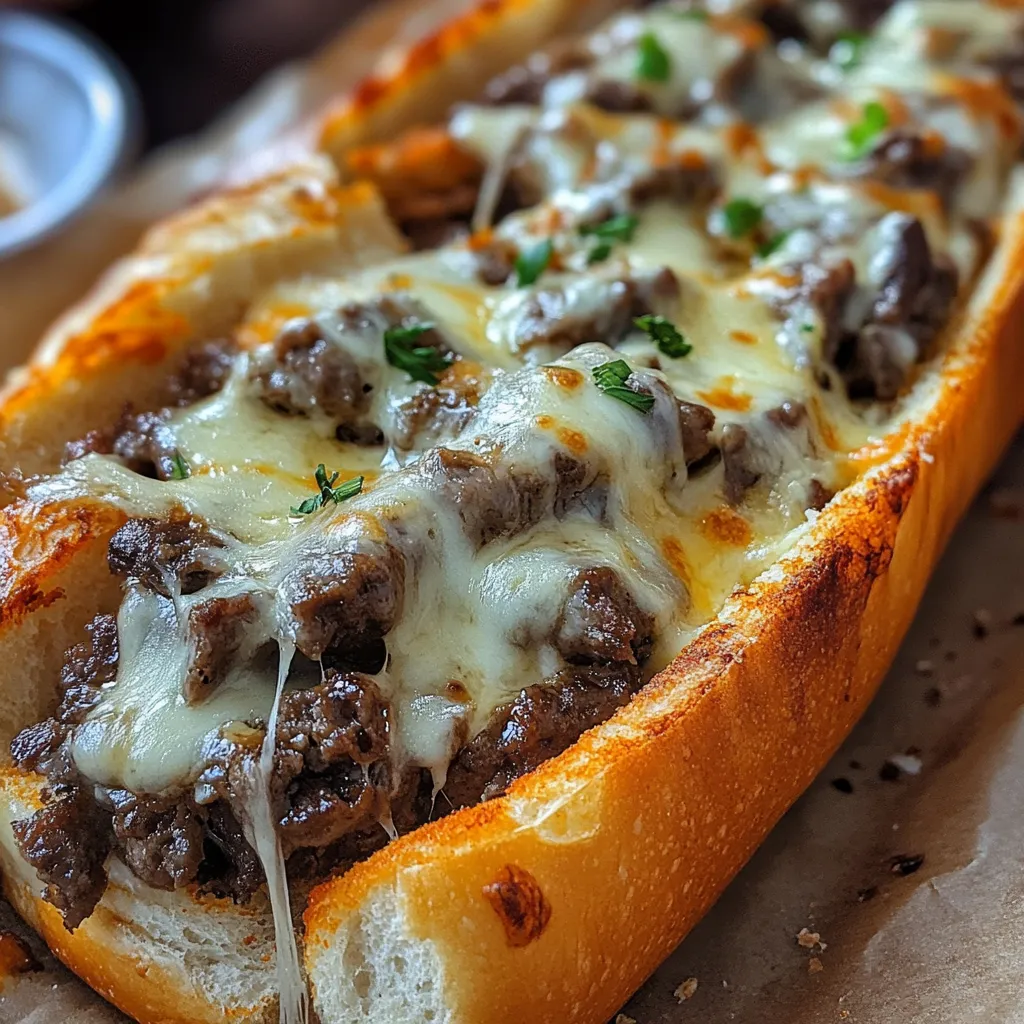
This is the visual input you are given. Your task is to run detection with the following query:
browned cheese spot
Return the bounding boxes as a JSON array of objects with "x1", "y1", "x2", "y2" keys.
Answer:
[{"x1": 482, "y1": 864, "x2": 552, "y2": 947}]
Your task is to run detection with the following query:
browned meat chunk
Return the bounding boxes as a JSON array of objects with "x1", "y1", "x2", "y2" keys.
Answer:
[
  {"x1": 183, "y1": 593, "x2": 261, "y2": 704},
  {"x1": 167, "y1": 339, "x2": 237, "y2": 407},
  {"x1": 444, "y1": 663, "x2": 643, "y2": 807},
  {"x1": 108, "y1": 790, "x2": 206, "y2": 893},
  {"x1": 555, "y1": 567, "x2": 654, "y2": 666},
  {"x1": 10, "y1": 613, "x2": 118, "y2": 775},
  {"x1": 678, "y1": 400, "x2": 716, "y2": 468},
  {"x1": 12, "y1": 789, "x2": 112, "y2": 931},
  {"x1": 280, "y1": 547, "x2": 405, "y2": 662},
  {"x1": 107, "y1": 515, "x2": 225, "y2": 597}
]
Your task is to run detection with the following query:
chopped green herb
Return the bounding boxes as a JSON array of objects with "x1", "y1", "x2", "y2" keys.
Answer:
[
  {"x1": 800, "y1": 323, "x2": 816, "y2": 333},
  {"x1": 580, "y1": 213, "x2": 639, "y2": 243},
  {"x1": 677, "y1": 8, "x2": 709, "y2": 20},
  {"x1": 721, "y1": 197, "x2": 763, "y2": 239},
  {"x1": 581, "y1": 213, "x2": 639, "y2": 264},
  {"x1": 840, "y1": 101, "x2": 890, "y2": 162},
  {"x1": 634, "y1": 314, "x2": 692, "y2": 358},
  {"x1": 169, "y1": 450, "x2": 191, "y2": 480},
  {"x1": 831, "y1": 31, "x2": 869, "y2": 71},
  {"x1": 384, "y1": 322, "x2": 452, "y2": 385},
  {"x1": 756, "y1": 230, "x2": 791, "y2": 260},
  {"x1": 291, "y1": 464, "x2": 364, "y2": 516},
  {"x1": 636, "y1": 31, "x2": 671, "y2": 82},
  {"x1": 514, "y1": 238, "x2": 553, "y2": 287},
  {"x1": 592, "y1": 359, "x2": 655, "y2": 413}
]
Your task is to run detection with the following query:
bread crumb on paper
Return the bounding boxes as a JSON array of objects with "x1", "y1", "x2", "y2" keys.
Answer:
[
  {"x1": 914, "y1": 659, "x2": 934, "y2": 675},
  {"x1": 674, "y1": 977, "x2": 699, "y2": 1002},
  {"x1": 808, "y1": 957, "x2": 824, "y2": 974},
  {"x1": 614, "y1": 1014, "x2": 637, "y2": 1024},
  {"x1": 972, "y1": 608, "x2": 993, "y2": 639},
  {"x1": 796, "y1": 927, "x2": 826, "y2": 951}
]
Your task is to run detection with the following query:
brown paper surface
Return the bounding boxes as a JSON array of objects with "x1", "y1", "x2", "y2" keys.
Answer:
[{"x1": 1, "y1": 7, "x2": 1023, "y2": 1022}]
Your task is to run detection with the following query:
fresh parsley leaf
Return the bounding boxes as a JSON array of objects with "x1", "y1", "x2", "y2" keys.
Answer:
[
  {"x1": 384, "y1": 322, "x2": 451, "y2": 385},
  {"x1": 581, "y1": 214, "x2": 638, "y2": 264},
  {"x1": 831, "y1": 31, "x2": 869, "y2": 70},
  {"x1": 756, "y1": 230, "x2": 791, "y2": 260},
  {"x1": 840, "y1": 101, "x2": 889, "y2": 162},
  {"x1": 580, "y1": 214, "x2": 640, "y2": 243},
  {"x1": 634, "y1": 314, "x2": 692, "y2": 358},
  {"x1": 592, "y1": 359, "x2": 655, "y2": 413},
  {"x1": 636, "y1": 31, "x2": 671, "y2": 82},
  {"x1": 514, "y1": 238, "x2": 553, "y2": 287},
  {"x1": 291, "y1": 465, "x2": 364, "y2": 516},
  {"x1": 721, "y1": 197, "x2": 763, "y2": 239},
  {"x1": 800, "y1": 323, "x2": 816, "y2": 333},
  {"x1": 169, "y1": 450, "x2": 191, "y2": 480}
]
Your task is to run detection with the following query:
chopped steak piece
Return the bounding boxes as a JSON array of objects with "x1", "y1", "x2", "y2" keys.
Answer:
[
  {"x1": 10, "y1": 614, "x2": 118, "y2": 775},
  {"x1": 108, "y1": 790, "x2": 206, "y2": 893},
  {"x1": 269, "y1": 672, "x2": 392, "y2": 855},
  {"x1": 678, "y1": 400, "x2": 716, "y2": 468},
  {"x1": 108, "y1": 515, "x2": 225, "y2": 597},
  {"x1": 280, "y1": 546, "x2": 406, "y2": 662},
  {"x1": 722, "y1": 401, "x2": 813, "y2": 505},
  {"x1": 555, "y1": 567, "x2": 654, "y2": 666},
  {"x1": 12, "y1": 789, "x2": 112, "y2": 931},
  {"x1": 184, "y1": 593, "x2": 261, "y2": 704},
  {"x1": 167, "y1": 339, "x2": 237, "y2": 407},
  {"x1": 110, "y1": 409, "x2": 181, "y2": 480},
  {"x1": 389, "y1": 373, "x2": 484, "y2": 452},
  {"x1": 444, "y1": 663, "x2": 643, "y2": 807},
  {"x1": 249, "y1": 317, "x2": 367, "y2": 421}
]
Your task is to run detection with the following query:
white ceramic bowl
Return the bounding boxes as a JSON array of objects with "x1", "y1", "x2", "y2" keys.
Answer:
[{"x1": 0, "y1": 12, "x2": 137, "y2": 257}]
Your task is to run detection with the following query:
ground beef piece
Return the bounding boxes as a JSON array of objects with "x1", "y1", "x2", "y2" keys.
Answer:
[
  {"x1": 483, "y1": 37, "x2": 592, "y2": 105},
  {"x1": 583, "y1": 79, "x2": 654, "y2": 114},
  {"x1": 444, "y1": 663, "x2": 643, "y2": 807},
  {"x1": 468, "y1": 236, "x2": 518, "y2": 286},
  {"x1": 827, "y1": 214, "x2": 959, "y2": 400},
  {"x1": 507, "y1": 268, "x2": 680, "y2": 359},
  {"x1": 184, "y1": 593, "x2": 261, "y2": 704},
  {"x1": 629, "y1": 161, "x2": 720, "y2": 206},
  {"x1": 63, "y1": 427, "x2": 115, "y2": 465},
  {"x1": 270, "y1": 672, "x2": 391, "y2": 855},
  {"x1": 678, "y1": 400, "x2": 716, "y2": 468},
  {"x1": 280, "y1": 546, "x2": 405, "y2": 662},
  {"x1": 108, "y1": 791, "x2": 206, "y2": 893},
  {"x1": 801, "y1": 257, "x2": 856, "y2": 361},
  {"x1": 555, "y1": 567, "x2": 654, "y2": 666},
  {"x1": 389, "y1": 378, "x2": 481, "y2": 452},
  {"x1": 108, "y1": 515, "x2": 225, "y2": 597},
  {"x1": 721, "y1": 402, "x2": 811, "y2": 505},
  {"x1": 110, "y1": 409, "x2": 181, "y2": 479},
  {"x1": 249, "y1": 317, "x2": 366, "y2": 422},
  {"x1": 199, "y1": 802, "x2": 264, "y2": 902},
  {"x1": 846, "y1": 128, "x2": 972, "y2": 206},
  {"x1": 12, "y1": 789, "x2": 112, "y2": 930},
  {"x1": 418, "y1": 447, "x2": 599, "y2": 549},
  {"x1": 167, "y1": 339, "x2": 237, "y2": 406},
  {"x1": 10, "y1": 614, "x2": 119, "y2": 775}
]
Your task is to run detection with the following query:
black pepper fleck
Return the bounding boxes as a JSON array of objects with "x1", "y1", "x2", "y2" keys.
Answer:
[
  {"x1": 1013, "y1": 612, "x2": 1024, "y2": 627},
  {"x1": 889, "y1": 853, "x2": 925, "y2": 877},
  {"x1": 924, "y1": 686, "x2": 943, "y2": 707},
  {"x1": 831, "y1": 777, "x2": 854, "y2": 794},
  {"x1": 849, "y1": 759, "x2": 864, "y2": 771},
  {"x1": 879, "y1": 760, "x2": 902, "y2": 782},
  {"x1": 857, "y1": 886, "x2": 878, "y2": 902}
]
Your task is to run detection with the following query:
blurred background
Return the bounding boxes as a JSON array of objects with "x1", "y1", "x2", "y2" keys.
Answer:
[{"x1": 11, "y1": 0, "x2": 375, "y2": 149}]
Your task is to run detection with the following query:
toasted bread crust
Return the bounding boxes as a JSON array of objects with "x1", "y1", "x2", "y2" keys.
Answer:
[{"x1": 0, "y1": 1, "x2": 1023, "y2": 1023}]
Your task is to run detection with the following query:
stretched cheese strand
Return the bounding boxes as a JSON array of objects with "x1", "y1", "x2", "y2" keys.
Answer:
[{"x1": 245, "y1": 640, "x2": 307, "y2": 1024}]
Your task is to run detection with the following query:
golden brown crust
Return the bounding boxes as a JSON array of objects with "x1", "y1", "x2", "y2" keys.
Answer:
[{"x1": 302, "y1": 208, "x2": 1024, "y2": 1021}]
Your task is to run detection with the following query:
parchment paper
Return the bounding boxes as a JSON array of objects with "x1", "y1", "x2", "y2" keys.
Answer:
[{"x1": 0, "y1": 6, "x2": 1023, "y2": 1022}]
